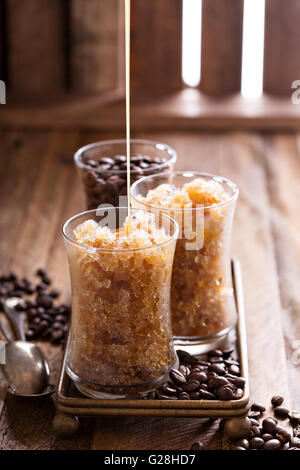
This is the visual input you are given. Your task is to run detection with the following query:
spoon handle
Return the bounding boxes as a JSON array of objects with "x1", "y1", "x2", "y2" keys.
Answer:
[
  {"x1": 3, "y1": 305, "x2": 26, "y2": 341},
  {"x1": 0, "y1": 317, "x2": 13, "y2": 342}
]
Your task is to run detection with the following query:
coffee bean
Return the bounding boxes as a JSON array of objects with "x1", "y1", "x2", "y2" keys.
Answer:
[
  {"x1": 276, "y1": 427, "x2": 291, "y2": 444},
  {"x1": 248, "y1": 410, "x2": 261, "y2": 419},
  {"x1": 250, "y1": 426, "x2": 261, "y2": 438},
  {"x1": 200, "y1": 390, "x2": 215, "y2": 400},
  {"x1": 37, "y1": 295, "x2": 53, "y2": 309},
  {"x1": 250, "y1": 437, "x2": 264, "y2": 449},
  {"x1": 42, "y1": 328, "x2": 52, "y2": 339},
  {"x1": 199, "y1": 383, "x2": 208, "y2": 391},
  {"x1": 271, "y1": 395, "x2": 284, "y2": 408},
  {"x1": 235, "y1": 388, "x2": 244, "y2": 400},
  {"x1": 224, "y1": 359, "x2": 240, "y2": 367},
  {"x1": 177, "y1": 350, "x2": 199, "y2": 364},
  {"x1": 179, "y1": 365, "x2": 190, "y2": 376},
  {"x1": 288, "y1": 411, "x2": 300, "y2": 427},
  {"x1": 169, "y1": 369, "x2": 186, "y2": 385},
  {"x1": 161, "y1": 386, "x2": 177, "y2": 396},
  {"x1": 262, "y1": 433, "x2": 274, "y2": 442},
  {"x1": 217, "y1": 385, "x2": 235, "y2": 400},
  {"x1": 274, "y1": 407, "x2": 290, "y2": 420},
  {"x1": 26, "y1": 329, "x2": 35, "y2": 340},
  {"x1": 49, "y1": 289, "x2": 60, "y2": 298},
  {"x1": 230, "y1": 377, "x2": 246, "y2": 388},
  {"x1": 262, "y1": 418, "x2": 277, "y2": 434},
  {"x1": 208, "y1": 376, "x2": 228, "y2": 389},
  {"x1": 179, "y1": 392, "x2": 190, "y2": 400},
  {"x1": 183, "y1": 380, "x2": 200, "y2": 392},
  {"x1": 232, "y1": 446, "x2": 246, "y2": 450},
  {"x1": 39, "y1": 320, "x2": 50, "y2": 332},
  {"x1": 263, "y1": 439, "x2": 282, "y2": 450},
  {"x1": 235, "y1": 439, "x2": 250, "y2": 450},
  {"x1": 36, "y1": 268, "x2": 47, "y2": 278},
  {"x1": 190, "y1": 371, "x2": 207, "y2": 383},
  {"x1": 189, "y1": 392, "x2": 201, "y2": 400},
  {"x1": 222, "y1": 347, "x2": 234, "y2": 358},
  {"x1": 208, "y1": 363, "x2": 226, "y2": 376},
  {"x1": 250, "y1": 418, "x2": 260, "y2": 427},
  {"x1": 251, "y1": 403, "x2": 266, "y2": 413},
  {"x1": 290, "y1": 437, "x2": 300, "y2": 448},
  {"x1": 157, "y1": 392, "x2": 177, "y2": 400},
  {"x1": 228, "y1": 365, "x2": 240, "y2": 376},
  {"x1": 51, "y1": 330, "x2": 64, "y2": 343},
  {"x1": 207, "y1": 349, "x2": 223, "y2": 358},
  {"x1": 190, "y1": 441, "x2": 204, "y2": 450}
]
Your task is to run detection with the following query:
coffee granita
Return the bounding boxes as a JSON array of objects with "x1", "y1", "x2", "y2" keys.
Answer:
[
  {"x1": 133, "y1": 175, "x2": 238, "y2": 341},
  {"x1": 64, "y1": 209, "x2": 178, "y2": 397}
]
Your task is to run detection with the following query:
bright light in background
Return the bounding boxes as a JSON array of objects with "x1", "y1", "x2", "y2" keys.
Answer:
[
  {"x1": 182, "y1": 0, "x2": 202, "y2": 87},
  {"x1": 241, "y1": 0, "x2": 266, "y2": 98}
]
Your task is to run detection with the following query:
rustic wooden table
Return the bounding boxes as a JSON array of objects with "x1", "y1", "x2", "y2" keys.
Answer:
[{"x1": 0, "y1": 129, "x2": 299, "y2": 450}]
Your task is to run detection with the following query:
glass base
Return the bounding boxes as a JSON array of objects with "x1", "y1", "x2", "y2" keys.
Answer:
[
  {"x1": 174, "y1": 324, "x2": 235, "y2": 355},
  {"x1": 66, "y1": 355, "x2": 179, "y2": 399}
]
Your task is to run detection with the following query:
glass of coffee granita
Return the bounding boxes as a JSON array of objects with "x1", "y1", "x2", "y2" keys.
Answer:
[
  {"x1": 63, "y1": 207, "x2": 178, "y2": 398},
  {"x1": 131, "y1": 171, "x2": 239, "y2": 353}
]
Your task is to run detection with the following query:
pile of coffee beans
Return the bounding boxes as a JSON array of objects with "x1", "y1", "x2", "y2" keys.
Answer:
[
  {"x1": 0, "y1": 269, "x2": 70, "y2": 346},
  {"x1": 82, "y1": 155, "x2": 170, "y2": 209},
  {"x1": 142, "y1": 348, "x2": 245, "y2": 401},
  {"x1": 230, "y1": 396, "x2": 300, "y2": 450}
]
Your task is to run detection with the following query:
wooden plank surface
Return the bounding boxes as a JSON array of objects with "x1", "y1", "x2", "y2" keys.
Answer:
[
  {"x1": 264, "y1": 0, "x2": 300, "y2": 96},
  {"x1": 70, "y1": 0, "x2": 120, "y2": 93},
  {"x1": 131, "y1": 0, "x2": 183, "y2": 94},
  {"x1": 200, "y1": 0, "x2": 244, "y2": 96},
  {"x1": 6, "y1": 0, "x2": 66, "y2": 100},
  {"x1": 263, "y1": 134, "x2": 300, "y2": 408},
  {"x1": 0, "y1": 129, "x2": 299, "y2": 450},
  {"x1": 1, "y1": 91, "x2": 300, "y2": 131}
]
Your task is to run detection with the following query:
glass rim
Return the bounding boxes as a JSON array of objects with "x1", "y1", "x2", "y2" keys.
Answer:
[
  {"x1": 62, "y1": 207, "x2": 179, "y2": 253},
  {"x1": 74, "y1": 138, "x2": 177, "y2": 174},
  {"x1": 131, "y1": 171, "x2": 239, "y2": 212}
]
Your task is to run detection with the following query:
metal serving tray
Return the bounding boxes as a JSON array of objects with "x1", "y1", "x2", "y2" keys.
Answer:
[{"x1": 54, "y1": 259, "x2": 249, "y2": 438}]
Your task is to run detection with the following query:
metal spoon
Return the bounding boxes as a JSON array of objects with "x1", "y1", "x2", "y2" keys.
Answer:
[{"x1": 0, "y1": 297, "x2": 54, "y2": 397}]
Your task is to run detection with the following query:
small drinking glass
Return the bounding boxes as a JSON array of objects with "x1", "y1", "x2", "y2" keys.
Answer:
[
  {"x1": 131, "y1": 171, "x2": 239, "y2": 353},
  {"x1": 74, "y1": 139, "x2": 177, "y2": 210},
  {"x1": 63, "y1": 207, "x2": 179, "y2": 398}
]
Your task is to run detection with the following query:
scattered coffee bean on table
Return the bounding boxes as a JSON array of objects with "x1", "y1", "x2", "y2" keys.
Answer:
[
  {"x1": 229, "y1": 395, "x2": 300, "y2": 450},
  {"x1": 274, "y1": 407, "x2": 290, "y2": 420},
  {"x1": 0, "y1": 270, "x2": 70, "y2": 346},
  {"x1": 190, "y1": 441, "x2": 204, "y2": 450},
  {"x1": 271, "y1": 395, "x2": 284, "y2": 408}
]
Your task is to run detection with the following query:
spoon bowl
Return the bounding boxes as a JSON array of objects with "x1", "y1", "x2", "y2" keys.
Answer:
[
  {"x1": 2, "y1": 341, "x2": 50, "y2": 395},
  {"x1": 0, "y1": 297, "x2": 52, "y2": 397}
]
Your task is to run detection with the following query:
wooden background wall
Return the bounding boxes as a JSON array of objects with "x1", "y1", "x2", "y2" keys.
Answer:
[{"x1": 1, "y1": 0, "x2": 300, "y2": 109}]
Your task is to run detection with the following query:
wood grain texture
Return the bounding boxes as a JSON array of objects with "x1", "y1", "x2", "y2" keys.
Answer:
[
  {"x1": 6, "y1": 0, "x2": 65, "y2": 100},
  {"x1": 131, "y1": 0, "x2": 183, "y2": 94},
  {"x1": 1, "y1": 91, "x2": 300, "y2": 131},
  {"x1": 70, "y1": 0, "x2": 120, "y2": 93},
  {"x1": 264, "y1": 0, "x2": 300, "y2": 96},
  {"x1": 0, "y1": 129, "x2": 299, "y2": 449},
  {"x1": 263, "y1": 134, "x2": 300, "y2": 408},
  {"x1": 200, "y1": 0, "x2": 243, "y2": 96}
]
